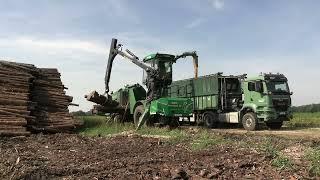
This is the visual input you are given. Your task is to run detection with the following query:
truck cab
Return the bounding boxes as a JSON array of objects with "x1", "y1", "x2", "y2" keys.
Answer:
[{"x1": 241, "y1": 73, "x2": 292, "y2": 130}]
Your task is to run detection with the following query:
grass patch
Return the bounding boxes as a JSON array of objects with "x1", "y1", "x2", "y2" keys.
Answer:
[
  {"x1": 190, "y1": 130, "x2": 227, "y2": 151},
  {"x1": 285, "y1": 112, "x2": 320, "y2": 128},
  {"x1": 260, "y1": 137, "x2": 293, "y2": 170},
  {"x1": 305, "y1": 147, "x2": 320, "y2": 177},
  {"x1": 137, "y1": 127, "x2": 188, "y2": 143},
  {"x1": 77, "y1": 116, "x2": 228, "y2": 150},
  {"x1": 271, "y1": 154, "x2": 293, "y2": 170},
  {"x1": 77, "y1": 116, "x2": 188, "y2": 141},
  {"x1": 77, "y1": 116, "x2": 135, "y2": 136}
]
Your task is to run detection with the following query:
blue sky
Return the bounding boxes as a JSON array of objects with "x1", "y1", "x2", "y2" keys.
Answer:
[{"x1": 0, "y1": 0, "x2": 319, "y2": 111}]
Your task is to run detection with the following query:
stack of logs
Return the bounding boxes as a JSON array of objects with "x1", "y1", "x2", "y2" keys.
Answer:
[
  {"x1": 30, "y1": 68, "x2": 79, "y2": 133},
  {"x1": 0, "y1": 61, "x2": 37, "y2": 136},
  {"x1": 0, "y1": 60, "x2": 79, "y2": 136}
]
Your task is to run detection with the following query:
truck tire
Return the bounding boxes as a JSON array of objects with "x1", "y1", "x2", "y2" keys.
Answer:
[
  {"x1": 133, "y1": 105, "x2": 144, "y2": 127},
  {"x1": 159, "y1": 116, "x2": 178, "y2": 128},
  {"x1": 113, "y1": 114, "x2": 123, "y2": 124},
  {"x1": 242, "y1": 112, "x2": 258, "y2": 131},
  {"x1": 203, "y1": 112, "x2": 217, "y2": 128},
  {"x1": 169, "y1": 117, "x2": 179, "y2": 128},
  {"x1": 266, "y1": 122, "x2": 283, "y2": 130}
]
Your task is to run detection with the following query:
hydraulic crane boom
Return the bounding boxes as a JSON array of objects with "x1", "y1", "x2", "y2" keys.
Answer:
[
  {"x1": 104, "y1": 38, "x2": 118, "y2": 94},
  {"x1": 104, "y1": 38, "x2": 199, "y2": 96},
  {"x1": 104, "y1": 38, "x2": 155, "y2": 94},
  {"x1": 118, "y1": 49, "x2": 155, "y2": 72}
]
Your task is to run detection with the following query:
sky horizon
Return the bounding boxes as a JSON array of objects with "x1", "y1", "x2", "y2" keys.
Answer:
[{"x1": 0, "y1": 0, "x2": 319, "y2": 111}]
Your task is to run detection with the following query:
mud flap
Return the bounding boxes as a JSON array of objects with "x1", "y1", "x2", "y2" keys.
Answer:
[{"x1": 136, "y1": 104, "x2": 150, "y2": 130}]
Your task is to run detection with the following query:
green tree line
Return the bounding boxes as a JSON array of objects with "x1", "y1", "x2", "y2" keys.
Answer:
[{"x1": 292, "y1": 103, "x2": 320, "y2": 113}]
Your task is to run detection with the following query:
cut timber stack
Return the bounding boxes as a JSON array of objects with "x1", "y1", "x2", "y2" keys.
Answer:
[
  {"x1": 0, "y1": 61, "x2": 38, "y2": 136},
  {"x1": 0, "y1": 60, "x2": 80, "y2": 136},
  {"x1": 30, "y1": 68, "x2": 78, "y2": 133}
]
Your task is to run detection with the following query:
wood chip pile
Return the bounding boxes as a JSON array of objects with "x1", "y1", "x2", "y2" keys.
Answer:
[{"x1": 0, "y1": 60, "x2": 80, "y2": 136}]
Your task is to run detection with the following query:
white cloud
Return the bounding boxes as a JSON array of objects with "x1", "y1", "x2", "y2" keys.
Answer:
[
  {"x1": 209, "y1": 0, "x2": 225, "y2": 10},
  {"x1": 185, "y1": 18, "x2": 206, "y2": 29},
  {"x1": 0, "y1": 37, "x2": 107, "y2": 55}
]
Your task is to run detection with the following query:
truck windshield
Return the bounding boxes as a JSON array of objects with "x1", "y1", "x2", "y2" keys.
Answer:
[
  {"x1": 159, "y1": 61, "x2": 172, "y2": 74},
  {"x1": 266, "y1": 81, "x2": 289, "y2": 94}
]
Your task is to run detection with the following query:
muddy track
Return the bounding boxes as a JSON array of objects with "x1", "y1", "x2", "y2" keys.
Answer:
[{"x1": 0, "y1": 133, "x2": 314, "y2": 179}]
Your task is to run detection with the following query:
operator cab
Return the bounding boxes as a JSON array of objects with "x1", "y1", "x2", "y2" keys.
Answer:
[{"x1": 142, "y1": 53, "x2": 175, "y2": 85}]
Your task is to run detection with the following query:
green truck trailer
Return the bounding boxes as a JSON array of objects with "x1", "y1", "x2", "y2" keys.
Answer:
[{"x1": 167, "y1": 72, "x2": 292, "y2": 130}]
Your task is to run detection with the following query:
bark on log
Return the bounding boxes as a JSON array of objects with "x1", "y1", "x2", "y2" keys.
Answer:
[{"x1": 0, "y1": 60, "x2": 79, "y2": 136}]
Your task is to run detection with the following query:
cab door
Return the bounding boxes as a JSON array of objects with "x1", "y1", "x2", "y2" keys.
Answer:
[{"x1": 246, "y1": 81, "x2": 264, "y2": 106}]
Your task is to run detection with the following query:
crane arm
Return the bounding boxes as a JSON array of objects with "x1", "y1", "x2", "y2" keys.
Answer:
[
  {"x1": 117, "y1": 49, "x2": 154, "y2": 72},
  {"x1": 104, "y1": 38, "x2": 155, "y2": 94},
  {"x1": 174, "y1": 51, "x2": 199, "y2": 79},
  {"x1": 104, "y1": 39, "x2": 118, "y2": 94}
]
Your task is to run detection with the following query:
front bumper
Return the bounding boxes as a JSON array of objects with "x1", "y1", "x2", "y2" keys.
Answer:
[{"x1": 256, "y1": 107, "x2": 292, "y2": 122}]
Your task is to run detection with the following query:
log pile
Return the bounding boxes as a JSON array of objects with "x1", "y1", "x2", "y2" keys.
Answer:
[
  {"x1": 0, "y1": 61, "x2": 38, "y2": 136},
  {"x1": 0, "y1": 60, "x2": 80, "y2": 136},
  {"x1": 30, "y1": 68, "x2": 80, "y2": 133}
]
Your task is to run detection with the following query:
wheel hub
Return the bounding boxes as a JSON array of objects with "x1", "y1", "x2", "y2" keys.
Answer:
[{"x1": 246, "y1": 117, "x2": 253, "y2": 127}]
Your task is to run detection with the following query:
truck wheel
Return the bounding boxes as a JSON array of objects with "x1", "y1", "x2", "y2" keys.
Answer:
[
  {"x1": 113, "y1": 114, "x2": 123, "y2": 124},
  {"x1": 242, "y1": 112, "x2": 258, "y2": 131},
  {"x1": 203, "y1": 112, "x2": 216, "y2": 128},
  {"x1": 169, "y1": 117, "x2": 180, "y2": 128},
  {"x1": 133, "y1": 105, "x2": 144, "y2": 127},
  {"x1": 266, "y1": 122, "x2": 283, "y2": 130}
]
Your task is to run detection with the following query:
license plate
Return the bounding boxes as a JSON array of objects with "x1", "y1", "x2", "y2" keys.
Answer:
[{"x1": 279, "y1": 112, "x2": 286, "y2": 115}]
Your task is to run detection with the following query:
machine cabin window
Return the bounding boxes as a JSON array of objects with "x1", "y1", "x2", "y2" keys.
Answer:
[{"x1": 248, "y1": 82, "x2": 255, "y2": 91}]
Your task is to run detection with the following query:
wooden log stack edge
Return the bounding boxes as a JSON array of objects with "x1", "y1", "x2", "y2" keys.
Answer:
[{"x1": 0, "y1": 60, "x2": 81, "y2": 136}]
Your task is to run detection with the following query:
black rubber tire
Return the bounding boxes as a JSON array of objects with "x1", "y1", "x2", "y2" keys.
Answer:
[
  {"x1": 203, "y1": 112, "x2": 216, "y2": 128},
  {"x1": 169, "y1": 117, "x2": 180, "y2": 128},
  {"x1": 145, "y1": 116, "x2": 155, "y2": 127},
  {"x1": 266, "y1": 122, "x2": 283, "y2": 130},
  {"x1": 159, "y1": 116, "x2": 168, "y2": 126},
  {"x1": 242, "y1": 112, "x2": 258, "y2": 131},
  {"x1": 113, "y1": 114, "x2": 123, "y2": 124},
  {"x1": 133, "y1": 105, "x2": 144, "y2": 127}
]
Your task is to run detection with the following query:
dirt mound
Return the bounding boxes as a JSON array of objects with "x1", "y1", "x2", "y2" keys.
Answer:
[{"x1": 0, "y1": 134, "x2": 310, "y2": 179}]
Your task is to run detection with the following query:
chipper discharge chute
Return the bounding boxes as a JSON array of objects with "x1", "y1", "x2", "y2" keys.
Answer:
[{"x1": 86, "y1": 38, "x2": 199, "y2": 129}]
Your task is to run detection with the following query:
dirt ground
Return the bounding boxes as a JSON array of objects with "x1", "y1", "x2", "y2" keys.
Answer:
[
  {"x1": 210, "y1": 127, "x2": 320, "y2": 140},
  {"x1": 0, "y1": 131, "x2": 317, "y2": 180}
]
